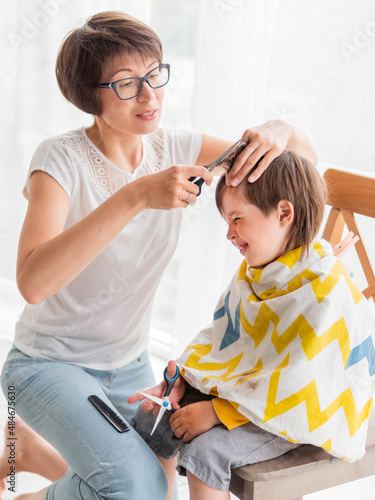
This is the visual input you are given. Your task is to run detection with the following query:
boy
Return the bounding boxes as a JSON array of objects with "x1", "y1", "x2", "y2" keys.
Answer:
[{"x1": 129, "y1": 151, "x2": 375, "y2": 500}]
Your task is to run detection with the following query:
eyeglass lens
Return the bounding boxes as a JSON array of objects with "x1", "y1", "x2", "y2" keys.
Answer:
[{"x1": 116, "y1": 65, "x2": 169, "y2": 100}]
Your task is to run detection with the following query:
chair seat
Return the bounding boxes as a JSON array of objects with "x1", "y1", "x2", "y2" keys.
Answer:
[{"x1": 230, "y1": 416, "x2": 375, "y2": 499}]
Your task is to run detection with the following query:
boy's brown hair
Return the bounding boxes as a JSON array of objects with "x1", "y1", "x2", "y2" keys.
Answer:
[
  {"x1": 55, "y1": 11, "x2": 163, "y2": 116},
  {"x1": 216, "y1": 151, "x2": 327, "y2": 255}
]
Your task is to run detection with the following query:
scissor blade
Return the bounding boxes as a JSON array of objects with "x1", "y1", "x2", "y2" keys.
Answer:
[
  {"x1": 138, "y1": 391, "x2": 163, "y2": 406},
  {"x1": 150, "y1": 406, "x2": 166, "y2": 435},
  {"x1": 205, "y1": 139, "x2": 248, "y2": 172}
]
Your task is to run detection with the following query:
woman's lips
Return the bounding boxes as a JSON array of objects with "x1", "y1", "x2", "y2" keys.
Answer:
[{"x1": 136, "y1": 109, "x2": 158, "y2": 120}]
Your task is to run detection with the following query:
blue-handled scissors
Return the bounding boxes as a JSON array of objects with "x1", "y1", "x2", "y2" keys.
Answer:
[{"x1": 138, "y1": 366, "x2": 180, "y2": 435}]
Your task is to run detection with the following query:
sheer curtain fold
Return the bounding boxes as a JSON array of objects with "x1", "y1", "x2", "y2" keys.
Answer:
[
  {"x1": 1, "y1": 0, "x2": 374, "y2": 359},
  {"x1": 165, "y1": 0, "x2": 280, "y2": 356},
  {"x1": 157, "y1": 0, "x2": 375, "y2": 356},
  {"x1": 192, "y1": 0, "x2": 280, "y2": 137}
]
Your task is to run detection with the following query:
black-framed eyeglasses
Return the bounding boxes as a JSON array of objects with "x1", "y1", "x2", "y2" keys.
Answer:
[{"x1": 98, "y1": 63, "x2": 170, "y2": 100}]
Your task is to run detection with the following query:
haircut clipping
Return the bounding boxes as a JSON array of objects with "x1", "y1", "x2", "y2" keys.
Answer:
[{"x1": 217, "y1": 139, "x2": 249, "y2": 174}]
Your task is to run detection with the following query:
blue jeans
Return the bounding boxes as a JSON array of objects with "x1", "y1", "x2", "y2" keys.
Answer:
[{"x1": 1, "y1": 345, "x2": 169, "y2": 499}]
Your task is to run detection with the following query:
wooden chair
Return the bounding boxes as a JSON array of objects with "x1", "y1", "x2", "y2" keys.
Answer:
[
  {"x1": 322, "y1": 168, "x2": 375, "y2": 299},
  {"x1": 230, "y1": 168, "x2": 375, "y2": 499}
]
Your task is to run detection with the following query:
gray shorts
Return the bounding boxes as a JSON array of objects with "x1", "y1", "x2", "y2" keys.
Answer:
[{"x1": 131, "y1": 386, "x2": 300, "y2": 491}]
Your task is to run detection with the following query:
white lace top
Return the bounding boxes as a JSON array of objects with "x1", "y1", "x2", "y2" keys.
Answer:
[{"x1": 15, "y1": 127, "x2": 202, "y2": 369}]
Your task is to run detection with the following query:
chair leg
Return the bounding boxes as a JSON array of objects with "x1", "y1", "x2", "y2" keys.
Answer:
[
  {"x1": 242, "y1": 480, "x2": 254, "y2": 500},
  {"x1": 321, "y1": 207, "x2": 345, "y2": 247},
  {"x1": 242, "y1": 480, "x2": 304, "y2": 500}
]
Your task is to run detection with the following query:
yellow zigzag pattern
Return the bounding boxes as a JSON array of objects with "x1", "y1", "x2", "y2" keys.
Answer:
[
  {"x1": 263, "y1": 353, "x2": 373, "y2": 436},
  {"x1": 268, "y1": 260, "x2": 363, "y2": 304},
  {"x1": 183, "y1": 343, "x2": 263, "y2": 385},
  {"x1": 240, "y1": 301, "x2": 277, "y2": 348},
  {"x1": 184, "y1": 316, "x2": 351, "y2": 387},
  {"x1": 237, "y1": 259, "x2": 251, "y2": 285},
  {"x1": 321, "y1": 438, "x2": 332, "y2": 452},
  {"x1": 240, "y1": 296, "x2": 351, "y2": 367},
  {"x1": 184, "y1": 251, "x2": 363, "y2": 387},
  {"x1": 184, "y1": 344, "x2": 243, "y2": 380},
  {"x1": 272, "y1": 316, "x2": 351, "y2": 367},
  {"x1": 237, "y1": 248, "x2": 362, "y2": 305},
  {"x1": 311, "y1": 260, "x2": 363, "y2": 304}
]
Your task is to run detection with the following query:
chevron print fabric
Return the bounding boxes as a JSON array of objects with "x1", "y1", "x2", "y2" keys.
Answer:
[{"x1": 176, "y1": 240, "x2": 375, "y2": 461}]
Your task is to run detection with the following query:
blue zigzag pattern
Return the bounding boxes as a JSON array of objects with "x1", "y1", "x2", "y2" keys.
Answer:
[
  {"x1": 346, "y1": 336, "x2": 375, "y2": 376},
  {"x1": 214, "y1": 292, "x2": 241, "y2": 351}
]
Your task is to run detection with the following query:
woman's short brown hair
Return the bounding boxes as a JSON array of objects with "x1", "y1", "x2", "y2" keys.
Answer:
[
  {"x1": 55, "y1": 11, "x2": 163, "y2": 115},
  {"x1": 216, "y1": 151, "x2": 327, "y2": 255}
]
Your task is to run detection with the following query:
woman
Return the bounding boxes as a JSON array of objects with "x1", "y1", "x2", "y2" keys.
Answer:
[{"x1": 0, "y1": 10, "x2": 317, "y2": 500}]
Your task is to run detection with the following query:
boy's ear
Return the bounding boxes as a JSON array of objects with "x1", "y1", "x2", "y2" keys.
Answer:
[{"x1": 277, "y1": 200, "x2": 294, "y2": 226}]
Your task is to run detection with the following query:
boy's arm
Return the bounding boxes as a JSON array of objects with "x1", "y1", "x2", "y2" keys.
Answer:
[
  {"x1": 169, "y1": 400, "x2": 221, "y2": 442},
  {"x1": 169, "y1": 397, "x2": 249, "y2": 442}
]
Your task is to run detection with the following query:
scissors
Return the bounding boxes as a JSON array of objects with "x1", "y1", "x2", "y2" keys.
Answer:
[
  {"x1": 138, "y1": 365, "x2": 180, "y2": 435},
  {"x1": 190, "y1": 138, "x2": 249, "y2": 196}
]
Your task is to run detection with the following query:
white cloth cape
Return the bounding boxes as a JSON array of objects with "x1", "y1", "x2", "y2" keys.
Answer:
[{"x1": 176, "y1": 240, "x2": 375, "y2": 461}]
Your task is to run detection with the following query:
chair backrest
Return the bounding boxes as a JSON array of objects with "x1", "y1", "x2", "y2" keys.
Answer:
[{"x1": 322, "y1": 168, "x2": 375, "y2": 300}]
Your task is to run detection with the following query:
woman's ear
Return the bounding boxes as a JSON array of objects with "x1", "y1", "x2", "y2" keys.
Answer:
[{"x1": 277, "y1": 200, "x2": 294, "y2": 227}]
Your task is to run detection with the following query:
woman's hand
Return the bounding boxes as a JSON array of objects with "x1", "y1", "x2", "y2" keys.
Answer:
[
  {"x1": 169, "y1": 400, "x2": 221, "y2": 442},
  {"x1": 135, "y1": 165, "x2": 213, "y2": 211},
  {"x1": 227, "y1": 120, "x2": 318, "y2": 186},
  {"x1": 196, "y1": 121, "x2": 317, "y2": 188},
  {"x1": 127, "y1": 360, "x2": 186, "y2": 413},
  {"x1": 226, "y1": 120, "x2": 291, "y2": 186}
]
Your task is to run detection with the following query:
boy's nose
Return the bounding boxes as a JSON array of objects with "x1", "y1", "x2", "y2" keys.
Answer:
[{"x1": 226, "y1": 225, "x2": 237, "y2": 240}]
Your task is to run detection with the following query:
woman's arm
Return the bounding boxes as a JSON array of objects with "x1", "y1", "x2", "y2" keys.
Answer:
[
  {"x1": 17, "y1": 165, "x2": 212, "y2": 304},
  {"x1": 196, "y1": 120, "x2": 317, "y2": 186}
]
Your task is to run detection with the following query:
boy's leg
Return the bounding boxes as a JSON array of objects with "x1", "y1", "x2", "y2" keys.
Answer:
[
  {"x1": 186, "y1": 472, "x2": 230, "y2": 500},
  {"x1": 1, "y1": 347, "x2": 168, "y2": 500},
  {"x1": 178, "y1": 420, "x2": 300, "y2": 493},
  {"x1": 158, "y1": 456, "x2": 178, "y2": 500}
]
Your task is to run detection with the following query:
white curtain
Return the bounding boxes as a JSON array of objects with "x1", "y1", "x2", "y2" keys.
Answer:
[
  {"x1": 1, "y1": 0, "x2": 374, "y2": 357},
  {"x1": 192, "y1": 0, "x2": 280, "y2": 136},
  {"x1": 153, "y1": 0, "x2": 375, "y2": 358},
  {"x1": 154, "y1": 0, "x2": 281, "y2": 356}
]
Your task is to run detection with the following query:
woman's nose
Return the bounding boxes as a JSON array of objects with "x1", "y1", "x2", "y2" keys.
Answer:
[{"x1": 137, "y1": 81, "x2": 155, "y2": 101}]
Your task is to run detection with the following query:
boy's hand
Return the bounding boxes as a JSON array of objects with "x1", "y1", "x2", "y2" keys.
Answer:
[
  {"x1": 127, "y1": 360, "x2": 185, "y2": 413},
  {"x1": 169, "y1": 400, "x2": 221, "y2": 442}
]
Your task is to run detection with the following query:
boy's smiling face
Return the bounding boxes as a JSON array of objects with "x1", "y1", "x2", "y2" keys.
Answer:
[{"x1": 221, "y1": 188, "x2": 294, "y2": 268}]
